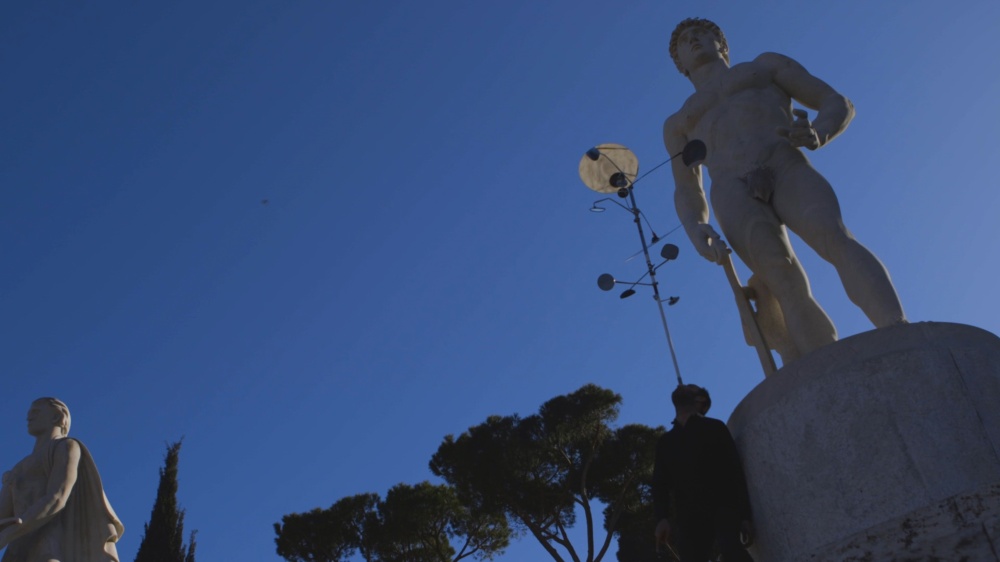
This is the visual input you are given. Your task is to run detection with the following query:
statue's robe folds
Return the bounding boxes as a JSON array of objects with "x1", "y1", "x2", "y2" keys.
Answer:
[{"x1": 2, "y1": 438, "x2": 123, "y2": 562}]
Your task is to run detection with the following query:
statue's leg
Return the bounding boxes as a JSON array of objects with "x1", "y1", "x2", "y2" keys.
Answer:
[
  {"x1": 772, "y1": 158, "x2": 907, "y2": 327},
  {"x1": 711, "y1": 181, "x2": 838, "y2": 356}
]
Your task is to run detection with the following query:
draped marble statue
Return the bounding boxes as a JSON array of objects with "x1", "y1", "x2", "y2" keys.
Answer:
[{"x1": 0, "y1": 398, "x2": 123, "y2": 561}]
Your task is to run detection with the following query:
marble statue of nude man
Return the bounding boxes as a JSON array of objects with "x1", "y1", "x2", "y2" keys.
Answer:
[{"x1": 664, "y1": 18, "x2": 907, "y2": 362}]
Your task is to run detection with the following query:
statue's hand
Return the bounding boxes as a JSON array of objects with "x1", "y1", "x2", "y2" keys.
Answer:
[
  {"x1": 690, "y1": 223, "x2": 730, "y2": 265},
  {"x1": 776, "y1": 108, "x2": 821, "y2": 150}
]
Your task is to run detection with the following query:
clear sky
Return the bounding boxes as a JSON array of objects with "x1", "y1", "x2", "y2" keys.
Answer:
[{"x1": 2, "y1": 1, "x2": 999, "y2": 560}]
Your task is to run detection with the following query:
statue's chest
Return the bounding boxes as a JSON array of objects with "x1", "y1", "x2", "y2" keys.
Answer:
[
  {"x1": 721, "y1": 64, "x2": 772, "y2": 96},
  {"x1": 683, "y1": 65, "x2": 777, "y2": 126},
  {"x1": 7, "y1": 453, "x2": 49, "y2": 510}
]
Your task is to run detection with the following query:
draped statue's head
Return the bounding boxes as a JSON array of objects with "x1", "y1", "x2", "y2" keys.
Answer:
[{"x1": 28, "y1": 397, "x2": 71, "y2": 437}]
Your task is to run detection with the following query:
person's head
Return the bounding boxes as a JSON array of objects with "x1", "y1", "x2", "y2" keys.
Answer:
[
  {"x1": 671, "y1": 384, "x2": 711, "y2": 415},
  {"x1": 669, "y1": 18, "x2": 729, "y2": 76},
  {"x1": 27, "y1": 397, "x2": 71, "y2": 437}
]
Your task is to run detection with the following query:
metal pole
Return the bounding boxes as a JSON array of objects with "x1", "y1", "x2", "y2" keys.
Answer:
[{"x1": 627, "y1": 187, "x2": 684, "y2": 386}]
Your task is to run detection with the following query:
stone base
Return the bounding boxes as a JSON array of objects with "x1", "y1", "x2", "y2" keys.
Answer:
[
  {"x1": 807, "y1": 482, "x2": 1000, "y2": 561},
  {"x1": 728, "y1": 322, "x2": 1000, "y2": 562}
]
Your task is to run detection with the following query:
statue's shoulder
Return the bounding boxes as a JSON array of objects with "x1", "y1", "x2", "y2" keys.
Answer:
[
  {"x1": 663, "y1": 111, "x2": 691, "y2": 152},
  {"x1": 48, "y1": 437, "x2": 82, "y2": 463},
  {"x1": 53, "y1": 437, "x2": 82, "y2": 450},
  {"x1": 750, "y1": 52, "x2": 802, "y2": 72},
  {"x1": 664, "y1": 95, "x2": 699, "y2": 135},
  {"x1": 663, "y1": 109, "x2": 684, "y2": 134}
]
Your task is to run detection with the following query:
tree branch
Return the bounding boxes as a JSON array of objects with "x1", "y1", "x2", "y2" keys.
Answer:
[
  {"x1": 453, "y1": 533, "x2": 474, "y2": 562},
  {"x1": 523, "y1": 520, "x2": 567, "y2": 562},
  {"x1": 595, "y1": 473, "x2": 636, "y2": 562},
  {"x1": 556, "y1": 520, "x2": 581, "y2": 562},
  {"x1": 579, "y1": 426, "x2": 599, "y2": 561}
]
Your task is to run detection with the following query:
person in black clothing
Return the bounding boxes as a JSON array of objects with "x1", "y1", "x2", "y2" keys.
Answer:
[{"x1": 653, "y1": 384, "x2": 754, "y2": 561}]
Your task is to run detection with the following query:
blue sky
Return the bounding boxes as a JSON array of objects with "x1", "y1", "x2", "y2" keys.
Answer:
[{"x1": 2, "y1": 1, "x2": 998, "y2": 560}]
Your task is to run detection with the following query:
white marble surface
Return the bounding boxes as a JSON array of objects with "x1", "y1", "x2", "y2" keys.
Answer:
[{"x1": 664, "y1": 18, "x2": 906, "y2": 361}]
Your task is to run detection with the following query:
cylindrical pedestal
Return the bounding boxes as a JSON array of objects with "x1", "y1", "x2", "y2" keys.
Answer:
[{"x1": 728, "y1": 322, "x2": 1000, "y2": 561}]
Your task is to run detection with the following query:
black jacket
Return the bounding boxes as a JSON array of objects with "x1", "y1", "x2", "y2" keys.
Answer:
[{"x1": 652, "y1": 415, "x2": 752, "y2": 521}]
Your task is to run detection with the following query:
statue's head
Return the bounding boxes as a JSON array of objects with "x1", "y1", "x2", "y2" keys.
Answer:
[
  {"x1": 669, "y1": 18, "x2": 729, "y2": 76},
  {"x1": 671, "y1": 384, "x2": 711, "y2": 414},
  {"x1": 29, "y1": 397, "x2": 71, "y2": 437}
]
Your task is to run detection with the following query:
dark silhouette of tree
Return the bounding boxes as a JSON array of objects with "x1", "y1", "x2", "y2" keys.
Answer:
[
  {"x1": 134, "y1": 440, "x2": 197, "y2": 562},
  {"x1": 274, "y1": 482, "x2": 510, "y2": 562},
  {"x1": 184, "y1": 531, "x2": 198, "y2": 562},
  {"x1": 595, "y1": 424, "x2": 662, "y2": 562},
  {"x1": 430, "y1": 384, "x2": 664, "y2": 562},
  {"x1": 275, "y1": 493, "x2": 379, "y2": 562},
  {"x1": 607, "y1": 502, "x2": 660, "y2": 562}
]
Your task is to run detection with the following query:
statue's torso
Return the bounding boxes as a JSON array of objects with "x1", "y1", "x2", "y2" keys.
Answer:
[
  {"x1": 6, "y1": 448, "x2": 51, "y2": 515},
  {"x1": 675, "y1": 59, "x2": 797, "y2": 178},
  {"x1": 2, "y1": 442, "x2": 65, "y2": 560}
]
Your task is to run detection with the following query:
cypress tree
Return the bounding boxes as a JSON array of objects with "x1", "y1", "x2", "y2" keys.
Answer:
[
  {"x1": 134, "y1": 440, "x2": 196, "y2": 562},
  {"x1": 184, "y1": 530, "x2": 198, "y2": 562}
]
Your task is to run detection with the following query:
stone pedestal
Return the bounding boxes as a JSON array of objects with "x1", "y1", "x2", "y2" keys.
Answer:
[{"x1": 728, "y1": 322, "x2": 1000, "y2": 561}]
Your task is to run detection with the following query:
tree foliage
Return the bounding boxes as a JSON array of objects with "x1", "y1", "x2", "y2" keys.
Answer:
[
  {"x1": 274, "y1": 492, "x2": 378, "y2": 562},
  {"x1": 184, "y1": 531, "x2": 198, "y2": 562},
  {"x1": 597, "y1": 426, "x2": 661, "y2": 562},
  {"x1": 429, "y1": 384, "x2": 664, "y2": 562},
  {"x1": 274, "y1": 482, "x2": 510, "y2": 562},
  {"x1": 134, "y1": 440, "x2": 197, "y2": 562}
]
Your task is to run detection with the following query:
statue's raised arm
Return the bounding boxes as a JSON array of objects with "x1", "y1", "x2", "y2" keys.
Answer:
[{"x1": 756, "y1": 52, "x2": 856, "y2": 150}]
